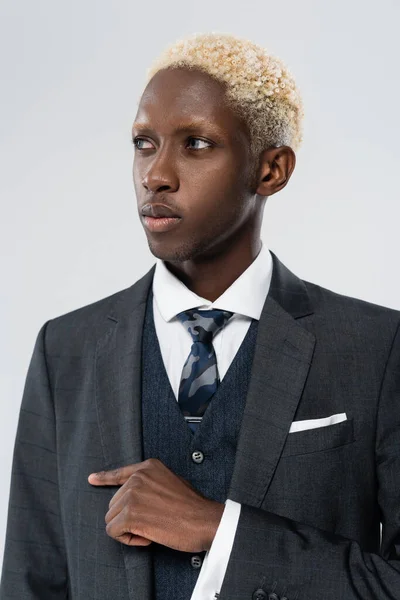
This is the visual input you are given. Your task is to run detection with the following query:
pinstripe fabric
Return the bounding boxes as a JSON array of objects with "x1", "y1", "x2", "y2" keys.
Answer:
[
  {"x1": 0, "y1": 324, "x2": 69, "y2": 599},
  {"x1": 141, "y1": 290, "x2": 258, "y2": 600},
  {"x1": 1, "y1": 250, "x2": 400, "y2": 600}
]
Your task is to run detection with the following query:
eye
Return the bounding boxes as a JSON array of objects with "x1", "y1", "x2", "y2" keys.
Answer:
[
  {"x1": 187, "y1": 137, "x2": 213, "y2": 150},
  {"x1": 132, "y1": 137, "x2": 153, "y2": 150},
  {"x1": 131, "y1": 136, "x2": 213, "y2": 151}
]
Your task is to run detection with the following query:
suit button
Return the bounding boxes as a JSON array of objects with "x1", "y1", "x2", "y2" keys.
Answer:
[
  {"x1": 269, "y1": 594, "x2": 279, "y2": 600},
  {"x1": 190, "y1": 554, "x2": 203, "y2": 569},
  {"x1": 191, "y1": 450, "x2": 204, "y2": 464},
  {"x1": 252, "y1": 590, "x2": 267, "y2": 600}
]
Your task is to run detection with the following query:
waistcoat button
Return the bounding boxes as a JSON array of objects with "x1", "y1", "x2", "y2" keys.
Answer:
[
  {"x1": 252, "y1": 590, "x2": 267, "y2": 600},
  {"x1": 191, "y1": 450, "x2": 204, "y2": 464},
  {"x1": 190, "y1": 554, "x2": 203, "y2": 569}
]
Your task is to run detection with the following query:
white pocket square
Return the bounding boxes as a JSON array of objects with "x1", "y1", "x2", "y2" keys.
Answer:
[{"x1": 289, "y1": 412, "x2": 347, "y2": 433}]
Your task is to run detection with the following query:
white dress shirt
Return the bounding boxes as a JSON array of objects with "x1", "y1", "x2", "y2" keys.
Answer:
[{"x1": 151, "y1": 241, "x2": 273, "y2": 600}]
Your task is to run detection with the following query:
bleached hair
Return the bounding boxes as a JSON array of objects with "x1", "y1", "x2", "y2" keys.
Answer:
[{"x1": 144, "y1": 32, "x2": 304, "y2": 162}]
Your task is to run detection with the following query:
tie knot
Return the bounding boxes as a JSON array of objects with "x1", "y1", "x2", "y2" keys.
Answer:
[{"x1": 176, "y1": 308, "x2": 233, "y2": 344}]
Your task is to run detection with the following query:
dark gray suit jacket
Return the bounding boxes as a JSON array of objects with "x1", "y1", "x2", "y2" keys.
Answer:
[{"x1": 1, "y1": 251, "x2": 400, "y2": 600}]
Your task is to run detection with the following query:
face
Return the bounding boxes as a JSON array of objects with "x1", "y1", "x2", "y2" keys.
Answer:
[{"x1": 132, "y1": 67, "x2": 261, "y2": 263}]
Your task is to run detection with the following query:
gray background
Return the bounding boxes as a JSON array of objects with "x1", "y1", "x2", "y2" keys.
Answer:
[{"x1": 1, "y1": 0, "x2": 399, "y2": 569}]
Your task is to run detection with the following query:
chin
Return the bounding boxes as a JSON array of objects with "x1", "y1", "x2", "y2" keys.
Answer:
[
  {"x1": 146, "y1": 237, "x2": 205, "y2": 263},
  {"x1": 147, "y1": 241, "x2": 190, "y2": 263}
]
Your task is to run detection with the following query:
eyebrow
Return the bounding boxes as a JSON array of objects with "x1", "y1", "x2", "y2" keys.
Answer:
[{"x1": 131, "y1": 120, "x2": 225, "y2": 136}]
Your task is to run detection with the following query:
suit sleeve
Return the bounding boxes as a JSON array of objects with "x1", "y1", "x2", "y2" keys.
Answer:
[
  {"x1": 218, "y1": 320, "x2": 400, "y2": 600},
  {"x1": 0, "y1": 321, "x2": 68, "y2": 599}
]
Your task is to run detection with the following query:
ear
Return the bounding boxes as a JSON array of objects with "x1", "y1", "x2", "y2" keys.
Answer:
[{"x1": 255, "y1": 146, "x2": 296, "y2": 197}]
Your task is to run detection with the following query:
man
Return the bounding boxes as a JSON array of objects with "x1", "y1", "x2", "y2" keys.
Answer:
[{"x1": 1, "y1": 31, "x2": 399, "y2": 600}]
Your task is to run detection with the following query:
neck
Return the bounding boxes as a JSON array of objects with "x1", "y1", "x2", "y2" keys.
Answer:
[{"x1": 165, "y1": 235, "x2": 262, "y2": 303}]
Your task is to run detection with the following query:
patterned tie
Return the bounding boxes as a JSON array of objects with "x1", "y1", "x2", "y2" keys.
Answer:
[{"x1": 176, "y1": 308, "x2": 234, "y2": 433}]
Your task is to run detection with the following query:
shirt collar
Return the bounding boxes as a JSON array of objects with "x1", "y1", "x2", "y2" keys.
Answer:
[{"x1": 152, "y1": 241, "x2": 273, "y2": 322}]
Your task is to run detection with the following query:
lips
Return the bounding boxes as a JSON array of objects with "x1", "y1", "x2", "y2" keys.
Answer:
[
  {"x1": 143, "y1": 215, "x2": 182, "y2": 233},
  {"x1": 141, "y1": 203, "x2": 181, "y2": 218}
]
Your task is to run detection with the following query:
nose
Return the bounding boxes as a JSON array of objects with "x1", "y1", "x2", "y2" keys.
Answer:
[{"x1": 140, "y1": 146, "x2": 179, "y2": 193}]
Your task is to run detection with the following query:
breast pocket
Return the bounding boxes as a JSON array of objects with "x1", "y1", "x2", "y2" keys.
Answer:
[{"x1": 281, "y1": 417, "x2": 354, "y2": 457}]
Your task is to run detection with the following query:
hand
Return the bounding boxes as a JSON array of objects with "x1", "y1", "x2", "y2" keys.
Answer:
[{"x1": 88, "y1": 458, "x2": 224, "y2": 552}]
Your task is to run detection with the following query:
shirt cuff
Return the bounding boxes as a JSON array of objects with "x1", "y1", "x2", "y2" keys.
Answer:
[{"x1": 189, "y1": 499, "x2": 241, "y2": 600}]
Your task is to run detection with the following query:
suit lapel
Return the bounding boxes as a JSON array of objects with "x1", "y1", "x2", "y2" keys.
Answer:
[
  {"x1": 94, "y1": 250, "x2": 316, "y2": 597},
  {"x1": 95, "y1": 266, "x2": 155, "y2": 600},
  {"x1": 228, "y1": 251, "x2": 316, "y2": 506}
]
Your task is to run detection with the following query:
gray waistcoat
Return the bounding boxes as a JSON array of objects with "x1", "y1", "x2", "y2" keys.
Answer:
[{"x1": 141, "y1": 289, "x2": 258, "y2": 600}]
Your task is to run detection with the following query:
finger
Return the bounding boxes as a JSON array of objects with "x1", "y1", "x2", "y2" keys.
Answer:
[
  {"x1": 105, "y1": 488, "x2": 131, "y2": 523},
  {"x1": 113, "y1": 532, "x2": 153, "y2": 547},
  {"x1": 88, "y1": 463, "x2": 140, "y2": 486},
  {"x1": 105, "y1": 505, "x2": 146, "y2": 544},
  {"x1": 108, "y1": 482, "x2": 128, "y2": 509},
  {"x1": 109, "y1": 475, "x2": 141, "y2": 508}
]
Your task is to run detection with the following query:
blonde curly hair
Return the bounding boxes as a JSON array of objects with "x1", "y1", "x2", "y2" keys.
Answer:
[{"x1": 144, "y1": 32, "x2": 304, "y2": 164}]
